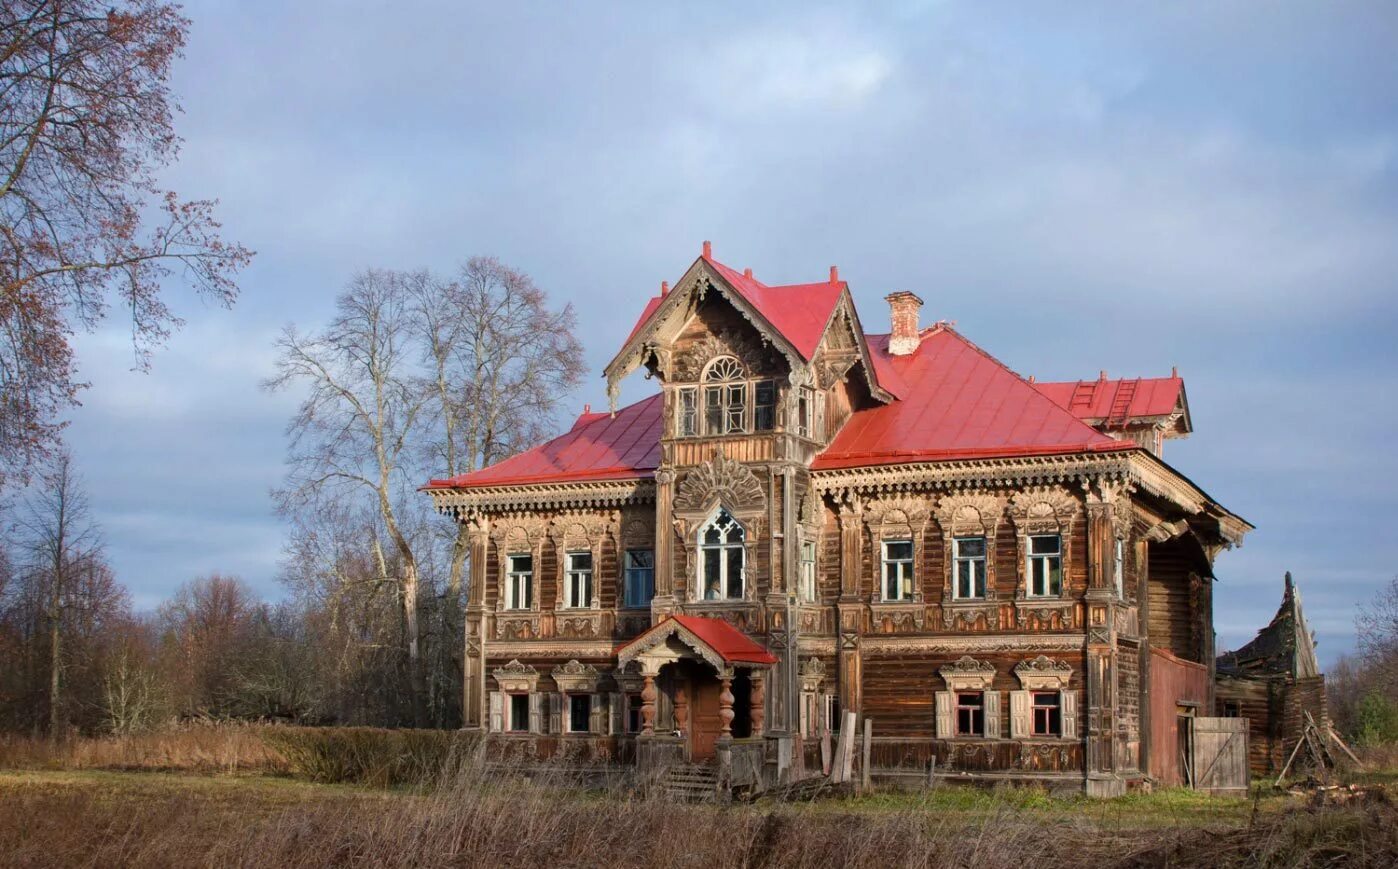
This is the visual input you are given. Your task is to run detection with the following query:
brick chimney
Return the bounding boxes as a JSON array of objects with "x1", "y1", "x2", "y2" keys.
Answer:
[{"x1": 885, "y1": 291, "x2": 924, "y2": 356}]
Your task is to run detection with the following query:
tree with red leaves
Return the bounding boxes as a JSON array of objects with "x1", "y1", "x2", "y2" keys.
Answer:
[{"x1": 0, "y1": 1, "x2": 252, "y2": 488}]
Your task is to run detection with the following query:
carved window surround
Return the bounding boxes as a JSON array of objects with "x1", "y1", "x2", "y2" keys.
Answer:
[
  {"x1": 863, "y1": 496, "x2": 931, "y2": 605},
  {"x1": 491, "y1": 520, "x2": 546, "y2": 636},
  {"x1": 671, "y1": 453, "x2": 767, "y2": 604},
  {"x1": 552, "y1": 659, "x2": 602, "y2": 694},
  {"x1": 940, "y1": 599, "x2": 1003, "y2": 631},
  {"x1": 619, "y1": 516, "x2": 657, "y2": 610},
  {"x1": 936, "y1": 493, "x2": 1005, "y2": 607},
  {"x1": 1008, "y1": 487, "x2": 1078, "y2": 604},
  {"x1": 1013, "y1": 655, "x2": 1073, "y2": 691},
  {"x1": 938, "y1": 656, "x2": 997, "y2": 692},
  {"x1": 549, "y1": 515, "x2": 617, "y2": 614},
  {"x1": 492, "y1": 659, "x2": 541, "y2": 693}
]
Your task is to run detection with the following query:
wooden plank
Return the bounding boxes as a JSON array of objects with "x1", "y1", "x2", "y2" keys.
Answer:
[
  {"x1": 839, "y1": 711, "x2": 858, "y2": 782},
  {"x1": 861, "y1": 718, "x2": 873, "y2": 791}
]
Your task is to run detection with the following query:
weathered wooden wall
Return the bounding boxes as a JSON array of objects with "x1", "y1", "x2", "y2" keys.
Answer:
[{"x1": 1148, "y1": 647, "x2": 1210, "y2": 786}]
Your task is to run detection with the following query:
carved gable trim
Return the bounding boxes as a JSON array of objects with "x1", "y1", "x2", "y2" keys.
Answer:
[
  {"x1": 1013, "y1": 655, "x2": 1073, "y2": 691},
  {"x1": 673, "y1": 452, "x2": 766, "y2": 517},
  {"x1": 939, "y1": 656, "x2": 997, "y2": 691}
]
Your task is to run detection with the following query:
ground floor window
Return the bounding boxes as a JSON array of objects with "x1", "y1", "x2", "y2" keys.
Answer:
[
  {"x1": 507, "y1": 694, "x2": 529, "y2": 733},
  {"x1": 568, "y1": 694, "x2": 592, "y2": 733},
  {"x1": 626, "y1": 693, "x2": 643, "y2": 733},
  {"x1": 956, "y1": 692, "x2": 984, "y2": 736},
  {"x1": 1031, "y1": 691, "x2": 1061, "y2": 737}
]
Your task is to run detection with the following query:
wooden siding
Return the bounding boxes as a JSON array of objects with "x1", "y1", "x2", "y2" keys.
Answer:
[{"x1": 1147, "y1": 647, "x2": 1210, "y2": 785}]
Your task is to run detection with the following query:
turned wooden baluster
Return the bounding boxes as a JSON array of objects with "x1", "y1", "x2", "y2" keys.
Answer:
[
  {"x1": 749, "y1": 671, "x2": 765, "y2": 738},
  {"x1": 673, "y1": 680, "x2": 689, "y2": 737},
  {"x1": 718, "y1": 675, "x2": 735, "y2": 738},
  {"x1": 641, "y1": 672, "x2": 657, "y2": 735}
]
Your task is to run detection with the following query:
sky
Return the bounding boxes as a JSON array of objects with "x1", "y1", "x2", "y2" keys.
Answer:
[{"x1": 60, "y1": 1, "x2": 1398, "y2": 667}]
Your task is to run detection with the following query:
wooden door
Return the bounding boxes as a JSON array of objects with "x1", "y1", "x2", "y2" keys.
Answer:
[
  {"x1": 691, "y1": 678, "x2": 722, "y2": 761},
  {"x1": 1191, "y1": 717, "x2": 1250, "y2": 795}
]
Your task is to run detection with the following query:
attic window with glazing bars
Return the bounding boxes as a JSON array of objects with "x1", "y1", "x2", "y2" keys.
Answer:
[{"x1": 675, "y1": 357, "x2": 778, "y2": 437}]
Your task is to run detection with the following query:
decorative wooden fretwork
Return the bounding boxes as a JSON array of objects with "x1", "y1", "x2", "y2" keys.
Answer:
[
  {"x1": 798, "y1": 657, "x2": 827, "y2": 693},
  {"x1": 1013, "y1": 655, "x2": 1073, "y2": 690},
  {"x1": 938, "y1": 656, "x2": 997, "y2": 691},
  {"x1": 935, "y1": 493, "x2": 1006, "y2": 622},
  {"x1": 551, "y1": 659, "x2": 601, "y2": 693},
  {"x1": 672, "y1": 330, "x2": 776, "y2": 382},
  {"x1": 492, "y1": 659, "x2": 540, "y2": 693},
  {"x1": 673, "y1": 452, "x2": 766, "y2": 516}
]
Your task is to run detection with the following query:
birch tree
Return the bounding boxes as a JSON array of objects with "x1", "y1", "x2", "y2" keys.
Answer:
[{"x1": 267, "y1": 270, "x2": 432, "y2": 725}]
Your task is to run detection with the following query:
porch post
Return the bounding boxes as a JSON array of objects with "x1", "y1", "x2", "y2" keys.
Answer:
[
  {"x1": 718, "y1": 674, "x2": 735, "y2": 737},
  {"x1": 717, "y1": 670, "x2": 735, "y2": 797},
  {"x1": 673, "y1": 678, "x2": 689, "y2": 739},
  {"x1": 750, "y1": 671, "x2": 766, "y2": 738},
  {"x1": 641, "y1": 669, "x2": 658, "y2": 736}
]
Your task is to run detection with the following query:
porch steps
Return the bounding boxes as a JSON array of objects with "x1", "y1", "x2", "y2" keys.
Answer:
[{"x1": 661, "y1": 764, "x2": 720, "y2": 801}]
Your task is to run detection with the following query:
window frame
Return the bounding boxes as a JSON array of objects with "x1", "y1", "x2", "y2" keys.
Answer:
[
  {"x1": 952, "y1": 536, "x2": 988, "y2": 600},
  {"x1": 566, "y1": 693, "x2": 592, "y2": 734},
  {"x1": 1026, "y1": 533, "x2": 1063, "y2": 598},
  {"x1": 623, "y1": 549, "x2": 655, "y2": 609},
  {"x1": 1113, "y1": 537, "x2": 1125, "y2": 598},
  {"x1": 698, "y1": 509, "x2": 746, "y2": 601},
  {"x1": 955, "y1": 691, "x2": 985, "y2": 737},
  {"x1": 505, "y1": 553, "x2": 533, "y2": 610},
  {"x1": 799, "y1": 539, "x2": 818, "y2": 603},
  {"x1": 677, "y1": 386, "x2": 698, "y2": 437},
  {"x1": 625, "y1": 693, "x2": 644, "y2": 733},
  {"x1": 1030, "y1": 691, "x2": 1062, "y2": 737},
  {"x1": 563, "y1": 550, "x2": 594, "y2": 609},
  {"x1": 506, "y1": 693, "x2": 530, "y2": 733},
  {"x1": 881, "y1": 539, "x2": 915, "y2": 602}
]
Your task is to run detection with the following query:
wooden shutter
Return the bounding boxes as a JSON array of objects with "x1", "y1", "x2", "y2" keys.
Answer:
[
  {"x1": 609, "y1": 693, "x2": 624, "y2": 735},
  {"x1": 799, "y1": 692, "x2": 812, "y2": 738},
  {"x1": 528, "y1": 692, "x2": 543, "y2": 734},
  {"x1": 1061, "y1": 690, "x2": 1079, "y2": 739},
  {"x1": 549, "y1": 692, "x2": 563, "y2": 734},
  {"x1": 591, "y1": 693, "x2": 605, "y2": 734},
  {"x1": 983, "y1": 690, "x2": 1001, "y2": 738},
  {"x1": 488, "y1": 691, "x2": 503, "y2": 733},
  {"x1": 935, "y1": 691, "x2": 953, "y2": 738},
  {"x1": 1009, "y1": 691, "x2": 1031, "y2": 739}
]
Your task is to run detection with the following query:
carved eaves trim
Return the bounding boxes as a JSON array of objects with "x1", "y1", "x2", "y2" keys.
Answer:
[{"x1": 427, "y1": 479, "x2": 655, "y2": 515}]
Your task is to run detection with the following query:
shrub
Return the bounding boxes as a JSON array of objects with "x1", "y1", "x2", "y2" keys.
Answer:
[
  {"x1": 1356, "y1": 692, "x2": 1398, "y2": 748},
  {"x1": 258, "y1": 727, "x2": 482, "y2": 787}
]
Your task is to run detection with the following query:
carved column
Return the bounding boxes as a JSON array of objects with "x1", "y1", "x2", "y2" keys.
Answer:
[
  {"x1": 750, "y1": 672, "x2": 766, "y2": 738},
  {"x1": 673, "y1": 678, "x2": 689, "y2": 738},
  {"x1": 641, "y1": 671, "x2": 658, "y2": 736},
  {"x1": 718, "y1": 675, "x2": 735, "y2": 737},
  {"x1": 651, "y1": 469, "x2": 677, "y2": 621},
  {"x1": 463, "y1": 515, "x2": 490, "y2": 730}
]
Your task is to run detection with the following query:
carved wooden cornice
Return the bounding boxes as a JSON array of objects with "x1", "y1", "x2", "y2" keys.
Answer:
[
  {"x1": 492, "y1": 659, "x2": 540, "y2": 692},
  {"x1": 428, "y1": 479, "x2": 655, "y2": 515},
  {"x1": 861, "y1": 634, "x2": 1085, "y2": 655},
  {"x1": 551, "y1": 659, "x2": 602, "y2": 693},
  {"x1": 798, "y1": 657, "x2": 827, "y2": 692},
  {"x1": 939, "y1": 655, "x2": 997, "y2": 691},
  {"x1": 1014, "y1": 654, "x2": 1073, "y2": 690}
]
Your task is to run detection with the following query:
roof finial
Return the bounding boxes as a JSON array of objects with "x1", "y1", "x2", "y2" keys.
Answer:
[
  {"x1": 1099, "y1": 370, "x2": 1108, "y2": 381},
  {"x1": 1171, "y1": 365, "x2": 1179, "y2": 378},
  {"x1": 702, "y1": 240, "x2": 712, "y2": 258},
  {"x1": 743, "y1": 267, "x2": 753, "y2": 279},
  {"x1": 830, "y1": 265, "x2": 839, "y2": 284},
  {"x1": 1028, "y1": 374, "x2": 1036, "y2": 383},
  {"x1": 583, "y1": 403, "x2": 591, "y2": 415},
  {"x1": 661, "y1": 280, "x2": 669, "y2": 296}
]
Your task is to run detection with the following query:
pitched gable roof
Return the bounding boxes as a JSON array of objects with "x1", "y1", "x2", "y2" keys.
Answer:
[
  {"x1": 1033, "y1": 375, "x2": 1188, "y2": 429},
  {"x1": 1217, "y1": 572, "x2": 1320, "y2": 680},
  {"x1": 700, "y1": 255, "x2": 845, "y2": 361},
  {"x1": 812, "y1": 326, "x2": 1132, "y2": 469}
]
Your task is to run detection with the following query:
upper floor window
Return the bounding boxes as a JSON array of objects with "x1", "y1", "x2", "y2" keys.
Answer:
[
  {"x1": 754, "y1": 380, "x2": 776, "y2": 431},
  {"x1": 506, "y1": 554, "x2": 533, "y2": 610},
  {"x1": 799, "y1": 540, "x2": 817, "y2": 602},
  {"x1": 953, "y1": 537, "x2": 987, "y2": 600},
  {"x1": 624, "y1": 549, "x2": 655, "y2": 608},
  {"x1": 1026, "y1": 534, "x2": 1062, "y2": 597},
  {"x1": 881, "y1": 540, "x2": 914, "y2": 601},
  {"x1": 699, "y1": 508, "x2": 744, "y2": 600},
  {"x1": 677, "y1": 387, "x2": 698, "y2": 437},
  {"x1": 704, "y1": 357, "x2": 747, "y2": 435},
  {"x1": 796, "y1": 386, "x2": 815, "y2": 438},
  {"x1": 564, "y1": 551, "x2": 593, "y2": 608}
]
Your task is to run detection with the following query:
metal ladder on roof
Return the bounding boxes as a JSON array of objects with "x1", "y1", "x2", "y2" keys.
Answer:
[
  {"x1": 1069, "y1": 381, "x2": 1097, "y2": 409},
  {"x1": 1105, "y1": 379, "x2": 1141, "y2": 427}
]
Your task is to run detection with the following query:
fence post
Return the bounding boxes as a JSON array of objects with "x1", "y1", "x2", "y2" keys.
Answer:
[{"x1": 861, "y1": 718, "x2": 873, "y2": 792}]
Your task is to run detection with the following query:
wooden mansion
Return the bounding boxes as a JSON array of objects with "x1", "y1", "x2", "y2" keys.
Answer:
[{"x1": 424, "y1": 244, "x2": 1252, "y2": 796}]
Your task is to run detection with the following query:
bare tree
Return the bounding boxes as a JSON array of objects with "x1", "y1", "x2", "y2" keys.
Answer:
[
  {"x1": 156, "y1": 572, "x2": 257, "y2": 717},
  {"x1": 12, "y1": 450, "x2": 101, "y2": 734},
  {"x1": 0, "y1": 1, "x2": 252, "y2": 488},
  {"x1": 409, "y1": 258, "x2": 582, "y2": 718},
  {"x1": 1356, "y1": 575, "x2": 1398, "y2": 697},
  {"x1": 266, "y1": 270, "x2": 432, "y2": 725}
]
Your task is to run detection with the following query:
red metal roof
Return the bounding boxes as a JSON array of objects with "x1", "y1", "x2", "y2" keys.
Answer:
[
  {"x1": 615, "y1": 615, "x2": 778, "y2": 665},
  {"x1": 1032, "y1": 376, "x2": 1184, "y2": 423},
  {"x1": 811, "y1": 327, "x2": 1133, "y2": 470},
  {"x1": 423, "y1": 393, "x2": 662, "y2": 489},
  {"x1": 701, "y1": 256, "x2": 844, "y2": 361}
]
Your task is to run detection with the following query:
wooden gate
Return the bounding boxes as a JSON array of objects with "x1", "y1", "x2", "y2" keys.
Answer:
[{"x1": 1190, "y1": 717, "x2": 1250, "y2": 795}]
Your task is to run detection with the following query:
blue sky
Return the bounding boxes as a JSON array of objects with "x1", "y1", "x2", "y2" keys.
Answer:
[{"x1": 62, "y1": 1, "x2": 1398, "y2": 666}]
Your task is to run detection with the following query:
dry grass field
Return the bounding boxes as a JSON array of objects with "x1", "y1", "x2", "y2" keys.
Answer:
[{"x1": 0, "y1": 727, "x2": 1393, "y2": 868}]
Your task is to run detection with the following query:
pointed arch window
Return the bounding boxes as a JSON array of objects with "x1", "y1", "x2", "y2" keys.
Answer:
[{"x1": 699, "y1": 508, "x2": 745, "y2": 600}]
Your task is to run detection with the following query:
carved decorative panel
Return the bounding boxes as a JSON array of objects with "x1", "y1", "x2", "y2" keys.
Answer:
[
  {"x1": 939, "y1": 656, "x2": 997, "y2": 691},
  {"x1": 673, "y1": 453, "x2": 766, "y2": 516},
  {"x1": 1013, "y1": 655, "x2": 1073, "y2": 690}
]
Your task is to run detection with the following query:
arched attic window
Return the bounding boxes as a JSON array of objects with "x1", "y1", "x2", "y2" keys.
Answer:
[
  {"x1": 699, "y1": 508, "x2": 745, "y2": 600},
  {"x1": 703, "y1": 356, "x2": 747, "y2": 435}
]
